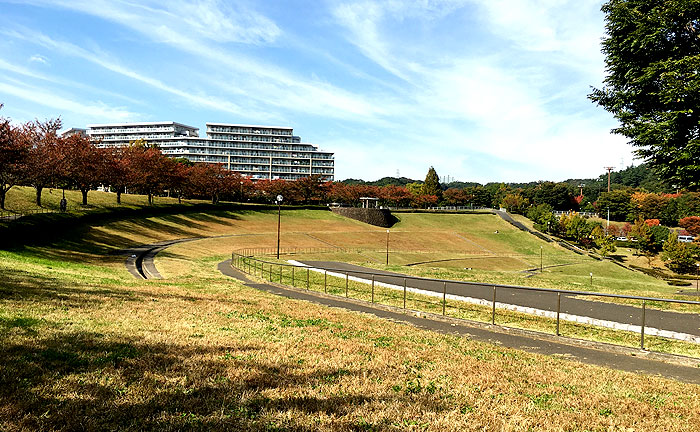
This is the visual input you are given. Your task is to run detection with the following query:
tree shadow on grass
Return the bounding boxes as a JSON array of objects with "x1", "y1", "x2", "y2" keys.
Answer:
[
  {"x1": 0, "y1": 329, "x2": 395, "y2": 431},
  {"x1": 0, "y1": 267, "x2": 208, "y2": 307}
]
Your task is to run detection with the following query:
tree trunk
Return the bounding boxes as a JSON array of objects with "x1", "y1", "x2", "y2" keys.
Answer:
[
  {"x1": 148, "y1": 193, "x2": 153, "y2": 205},
  {"x1": 0, "y1": 187, "x2": 6, "y2": 210},
  {"x1": 116, "y1": 190, "x2": 122, "y2": 205},
  {"x1": 81, "y1": 188, "x2": 89, "y2": 205},
  {"x1": 178, "y1": 194, "x2": 181, "y2": 204},
  {"x1": 35, "y1": 185, "x2": 43, "y2": 207}
]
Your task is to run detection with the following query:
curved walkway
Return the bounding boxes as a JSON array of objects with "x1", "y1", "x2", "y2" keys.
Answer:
[
  {"x1": 119, "y1": 237, "x2": 202, "y2": 279},
  {"x1": 218, "y1": 259, "x2": 700, "y2": 384},
  {"x1": 297, "y1": 261, "x2": 700, "y2": 343},
  {"x1": 119, "y1": 237, "x2": 700, "y2": 382}
]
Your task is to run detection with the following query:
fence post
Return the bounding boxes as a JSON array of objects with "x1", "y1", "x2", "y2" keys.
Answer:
[
  {"x1": 492, "y1": 286, "x2": 496, "y2": 325},
  {"x1": 403, "y1": 278, "x2": 407, "y2": 310},
  {"x1": 442, "y1": 281, "x2": 447, "y2": 315},
  {"x1": 641, "y1": 300, "x2": 646, "y2": 350},
  {"x1": 371, "y1": 275, "x2": 375, "y2": 303},
  {"x1": 306, "y1": 268, "x2": 309, "y2": 290},
  {"x1": 345, "y1": 272, "x2": 349, "y2": 297},
  {"x1": 324, "y1": 270, "x2": 327, "y2": 293},
  {"x1": 279, "y1": 265, "x2": 282, "y2": 283},
  {"x1": 556, "y1": 292, "x2": 561, "y2": 336}
]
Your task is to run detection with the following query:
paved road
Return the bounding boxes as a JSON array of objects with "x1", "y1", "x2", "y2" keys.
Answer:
[
  {"x1": 299, "y1": 261, "x2": 700, "y2": 340},
  {"x1": 218, "y1": 260, "x2": 700, "y2": 384},
  {"x1": 117, "y1": 238, "x2": 202, "y2": 279}
]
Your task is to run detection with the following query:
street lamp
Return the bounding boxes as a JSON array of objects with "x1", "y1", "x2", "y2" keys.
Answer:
[
  {"x1": 386, "y1": 229, "x2": 390, "y2": 266},
  {"x1": 540, "y1": 246, "x2": 543, "y2": 273},
  {"x1": 696, "y1": 263, "x2": 699, "y2": 292},
  {"x1": 276, "y1": 194, "x2": 283, "y2": 259}
]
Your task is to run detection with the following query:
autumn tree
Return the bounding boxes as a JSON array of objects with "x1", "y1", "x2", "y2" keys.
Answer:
[
  {"x1": 0, "y1": 105, "x2": 29, "y2": 210},
  {"x1": 128, "y1": 145, "x2": 171, "y2": 205},
  {"x1": 380, "y1": 185, "x2": 412, "y2": 207},
  {"x1": 294, "y1": 175, "x2": 325, "y2": 204},
  {"x1": 104, "y1": 147, "x2": 134, "y2": 205},
  {"x1": 592, "y1": 225, "x2": 617, "y2": 257},
  {"x1": 679, "y1": 216, "x2": 700, "y2": 236},
  {"x1": 61, "y1": 134, "x2": 106, "y2": 205},
  {"x1": 501, "y1": 193, "x2": 529, "y2": 214},
  {"x1": 24, "y1": 118, "x2": 63, "y2": 207},
  {"x1": 443, "y1": 188, "x2": 472, "y2": 206}
]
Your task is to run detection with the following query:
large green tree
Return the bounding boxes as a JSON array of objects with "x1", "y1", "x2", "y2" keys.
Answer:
[
  {"x1": 422, "y1": 166, "x2": 442, "y2": 200},
  {"x1": 590, "y1": 0, "x2": 700, "y2": 189}
]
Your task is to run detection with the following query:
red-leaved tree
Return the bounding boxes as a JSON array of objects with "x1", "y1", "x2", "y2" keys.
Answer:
[
  {"x1": 62, "y1": 134, "x2": 107, "y2": 205},
  {"x1": 0, "y1": 105, "x2": 29, "y2": 210},
  {"x1": 679, "y1": 216, "x2": 700, "y2": 236},
  {"x1": 24, "y1": 118, "x2": 63, "y2": 207}
]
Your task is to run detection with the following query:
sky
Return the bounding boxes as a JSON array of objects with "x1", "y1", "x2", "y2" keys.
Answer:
[{"x1": 0, "y1": 0, "x2": 635, "y2": 183}]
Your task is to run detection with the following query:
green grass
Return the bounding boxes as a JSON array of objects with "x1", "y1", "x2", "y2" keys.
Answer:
[
  {"x1": 239, "y1": 255, "x2": 700, "y2": 358},
  {"x1": 2, "y1": 196, "x2": 700, "y2": 430}
]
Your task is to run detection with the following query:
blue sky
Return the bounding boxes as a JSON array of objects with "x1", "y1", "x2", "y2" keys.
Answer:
[{"x1": 0, "y1": 0, "x2": 634, "y2": 182}]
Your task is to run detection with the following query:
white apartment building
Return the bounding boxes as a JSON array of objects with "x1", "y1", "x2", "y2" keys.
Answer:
[{"x1": 81, "y1": 121, "x2": 334, "y2": 181}]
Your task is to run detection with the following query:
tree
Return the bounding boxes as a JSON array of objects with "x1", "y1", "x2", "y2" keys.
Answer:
[
  {"x1": 24, "y1": 118, "x2": 63, "y2": 207},
  {"x1": 527, "y1": 203, "x2": 557, "y2": 233},
  {"x1": 590, "y1": 0, "x2": 700, "y2": 189},
  {"x1": 679, "y1": 216, "x2": 700, "y2": 236},
  {"x1": 592, "y1": 225, "x2": 617, "y2": 257},
  {"x1": 61, "y1": 134, "x2": 106, "y2": 205},
  {"x1": 422, "y1": 167, "x2": 442, "y2": 200},
  {"x1": 662, "y1": 232, "x2": 699, "y2": 274},
  {"x1": 0, "y1": 105, "x2": 29, "y2": 210},
  {"x1": 443, "y1": 188, "x2": 472, "y2": 206},
  {"x1": 531, "y1": 181, "x2": 576, "y2": 210},
  {"x1": 501, "y1": 193, "x2": 528, "y2": 214},
  {"x1": 596, "y1": 189, "x2": 633, "y2": 221},
  {"x1": 630, "y1": 217, "x2": 659, "y2": 264},
  {"x1": 128, "y1": 145, "x2": 171, "y2": 205}
]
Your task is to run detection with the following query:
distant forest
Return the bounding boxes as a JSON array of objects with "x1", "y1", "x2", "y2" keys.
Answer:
[{"x1": 342, "y1": 164, "x2": 669, "y2": 199}]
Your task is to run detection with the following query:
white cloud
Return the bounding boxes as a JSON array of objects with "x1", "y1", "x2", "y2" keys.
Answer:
[
  {"x1": 28, "y1": 54, "x2": 48, "y2": 64},
  {"x1": 0, "y1": 77, "x2": 138, "y2": 121}
]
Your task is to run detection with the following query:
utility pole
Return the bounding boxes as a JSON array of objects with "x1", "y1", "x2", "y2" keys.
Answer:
[{"x1": 604, "y1": 167, "x2": 615, "y2": 192}]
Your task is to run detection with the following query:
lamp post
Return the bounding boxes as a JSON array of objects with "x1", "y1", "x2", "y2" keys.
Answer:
[
  {"x1": 386, "y1": 229, "x2": 390, "y2": 266},
  {"x1": 540, "y1": 246, "x2": 543, "y2": 273},
  {"x1": 276, "y1": 194, "x2": 283, "y2": 259},
  {"x1": 696, "y1": 263, "x2": 699, "y2": 292},
  {"x1": 239, "y1": 181, "x2": 244, "y2": 202}
]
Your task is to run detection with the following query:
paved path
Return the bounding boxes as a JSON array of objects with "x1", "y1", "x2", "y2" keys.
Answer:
[
  {"x1": 298, "y1": 261, "x2": 700, "y2": 342},
  {"x1": 218, "y1": 260, "x2": 700, "y2": 384},
  {"x1": 117, "y1": 238, "x2": 202, "y2": 279}
]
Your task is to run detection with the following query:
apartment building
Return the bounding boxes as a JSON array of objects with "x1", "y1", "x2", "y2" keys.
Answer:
[{"x1": 81, "y1": 121, "x2": 334, "y2": 181}]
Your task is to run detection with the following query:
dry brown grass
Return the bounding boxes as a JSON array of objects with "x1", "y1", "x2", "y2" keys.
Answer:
[{"x1": 2, "y1": 209, "x2": 700, "y2": 431}]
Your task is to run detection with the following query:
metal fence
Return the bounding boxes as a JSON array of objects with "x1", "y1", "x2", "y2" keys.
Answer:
[
  {"x1": 0, "y1": 203, "x2": 90, "y2": 222},
  {"x1": 231, "y1": 252, "x2": 700, "y2": 354}
]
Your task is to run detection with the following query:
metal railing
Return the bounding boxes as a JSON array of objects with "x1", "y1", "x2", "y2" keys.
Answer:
[
  {"x1": 0, "y1": 206, "x2": 76, "y2": 221},
  {"x1": 231, "y1": 252, "x2": 700, "y2": 354}
]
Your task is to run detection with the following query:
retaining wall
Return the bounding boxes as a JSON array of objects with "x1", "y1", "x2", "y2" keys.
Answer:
[{"x1": 331, "y1": 207, "x2": 396, "y2": 228}]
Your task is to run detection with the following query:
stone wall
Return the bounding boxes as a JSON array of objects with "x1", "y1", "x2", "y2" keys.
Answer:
[{"x1": 331, "y1": 207, "x2": 396, "y2": 228}]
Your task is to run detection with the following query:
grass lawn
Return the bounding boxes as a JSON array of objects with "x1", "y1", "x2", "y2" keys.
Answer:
[{"x1": 2, "y1": 204, "x2": 700, "y2": 430}]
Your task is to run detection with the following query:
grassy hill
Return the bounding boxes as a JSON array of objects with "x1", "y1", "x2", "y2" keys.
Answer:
[{"x1": 1, "y1": 193, "x2": 699, "y2": 430}]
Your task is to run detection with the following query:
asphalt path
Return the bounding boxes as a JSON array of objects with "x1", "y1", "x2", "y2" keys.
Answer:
[
  {"x1": 299, "y1": 261, "x2": 700, "y2": 339},
  {"x1": 218, "y1": 260, "x2": 700, "y2": 384}
]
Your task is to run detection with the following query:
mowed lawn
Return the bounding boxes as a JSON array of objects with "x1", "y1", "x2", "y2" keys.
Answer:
[{"x1": 2, "y1": 207, "x2": 699, "y2": 430}]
